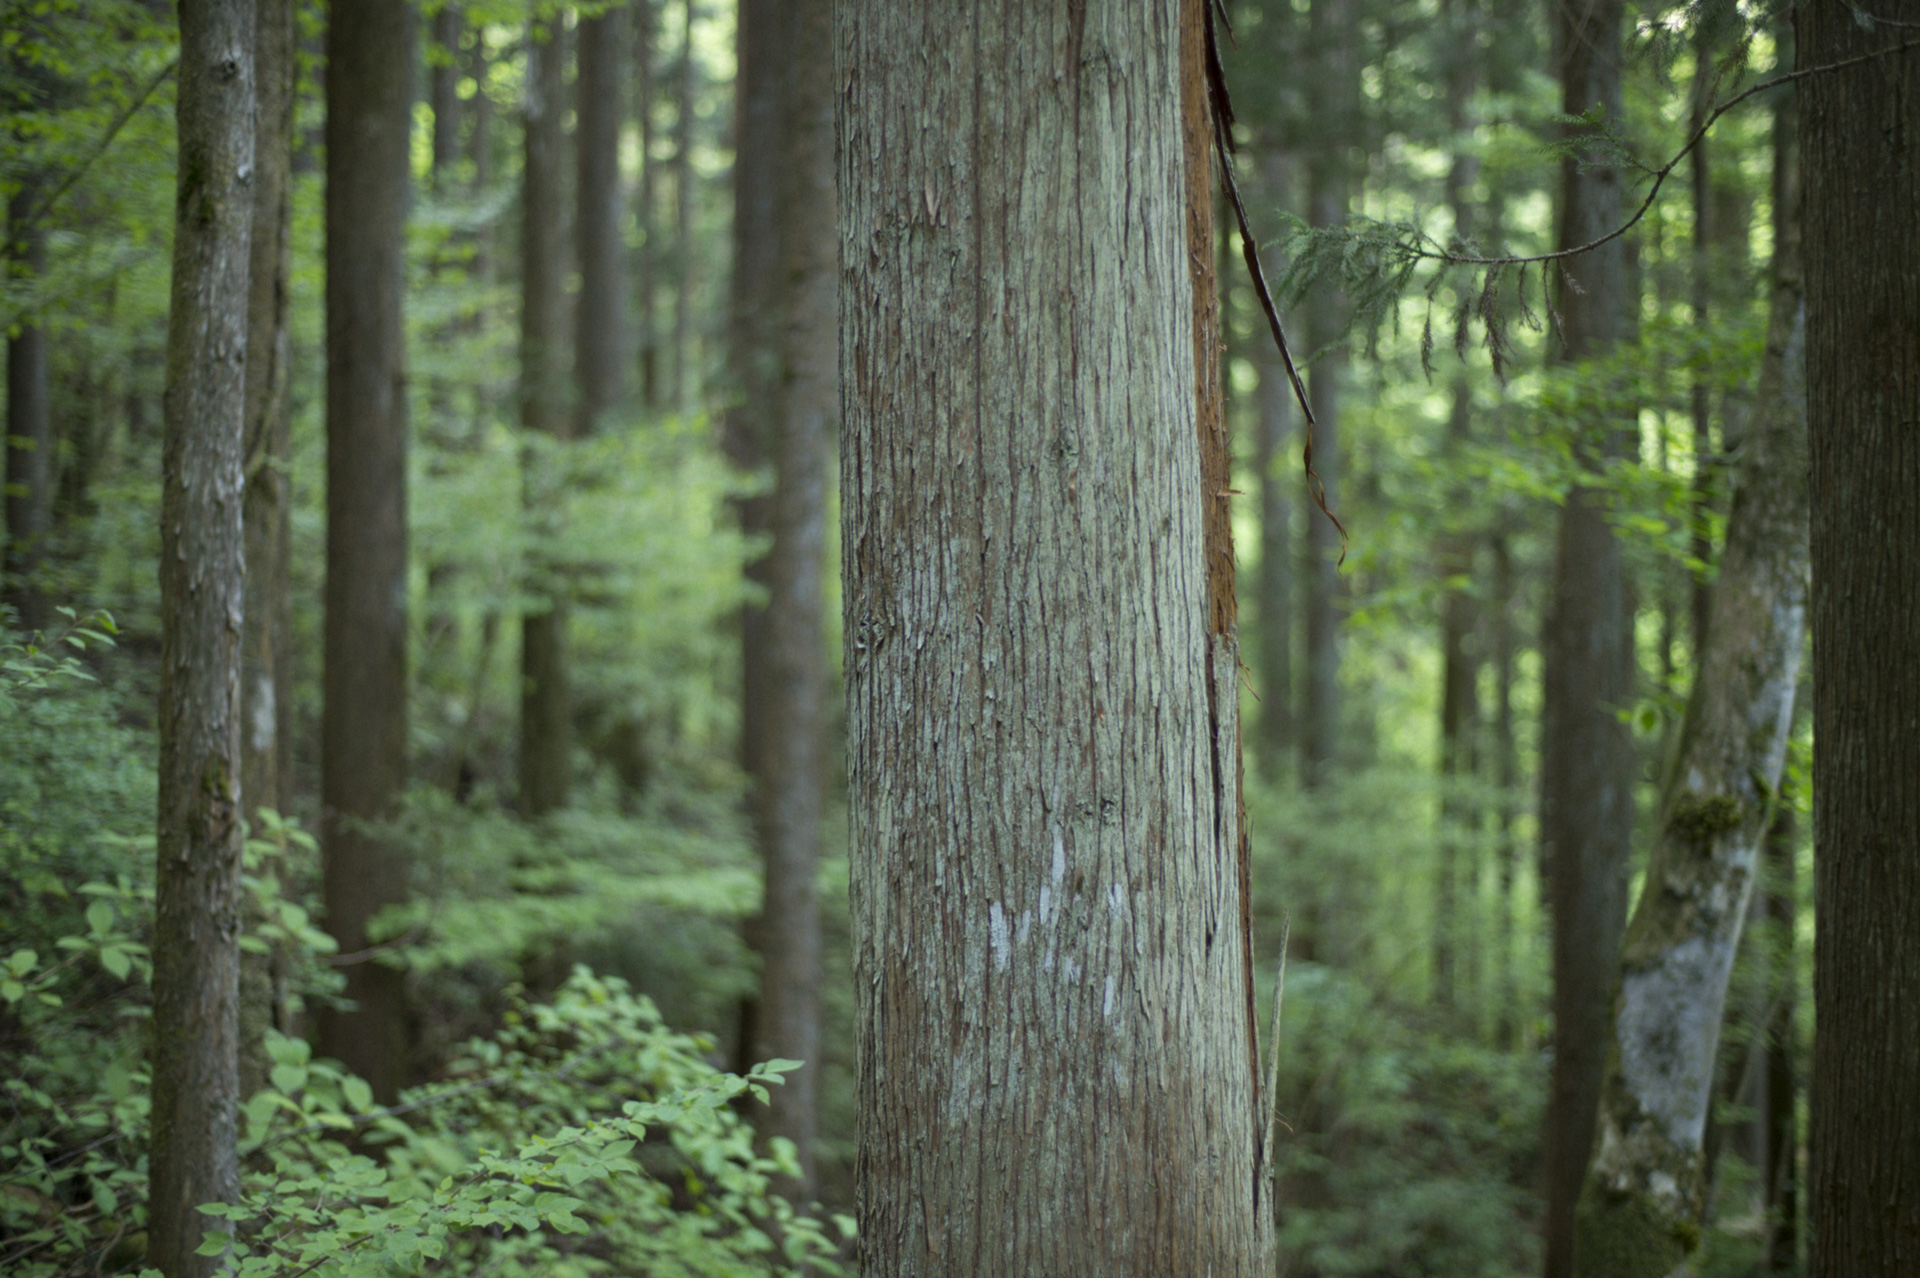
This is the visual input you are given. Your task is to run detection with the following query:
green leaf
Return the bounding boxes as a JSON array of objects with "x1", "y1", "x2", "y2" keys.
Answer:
[
  {"x1": 195, "y1": 1230, "x2": 233, "y2": 1256},
  {"x1": 86, "y1": 900, "x2": 114, "y2": 935},
  {"x1": 99, "y1": 946, "x2": 131, "y2": 979},
  {"x1": 0, "y1": 979, "x2": 22, "y2": 1003},
  {"x1": 7, "y1": 948, "x2": 34, "y2": 975},
  {"x1": 342, "y1": 1076, "x2": 373, "y2": 1112},
  {"x1": 270, "y1": 1063, "x2": 307, "y2": 1094}
]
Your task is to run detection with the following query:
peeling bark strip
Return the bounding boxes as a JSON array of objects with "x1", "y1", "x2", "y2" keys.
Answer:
[
  {"x1": 149, "y1": 2, "x2": 255, "y2": 1274},
  {"x1": 1574, "y1": 83, "x2": 1808, "y2": 1278},
  {"x1": 840, "y1": 0, "x2": 1269, "y2": 1270}
]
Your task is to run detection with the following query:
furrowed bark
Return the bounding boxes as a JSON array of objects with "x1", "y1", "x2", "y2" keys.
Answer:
[
  {"x1": 1801, "y1": 5, "x2": 1920, "y2": 1274},
  {"x1": 150, "y1": 1, "x2": 255, "y2": 1271},
  {"x1": 839, "y1": 0, "x2": 1268, "y2": 1269},
  {"x1": 1574, "y1": 86, "x2": 1808, "y2": 1277}
]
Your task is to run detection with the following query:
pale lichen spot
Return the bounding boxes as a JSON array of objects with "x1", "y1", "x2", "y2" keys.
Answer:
[
  {"x1": 1103, "y1": 974, "x2": 1116, "y2": 1017},
  {"x1": 990, "y1": 902, "x2": 1010, "y2": 971}
]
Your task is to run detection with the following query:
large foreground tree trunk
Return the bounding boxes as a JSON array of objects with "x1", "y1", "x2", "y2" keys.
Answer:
[
  {"x1": 839, "y1": 1, "x2": 1269, "y2": 1270},
  {"x1": 1801, "y1": 7, "x2": 1920, "y2": 1274},
  {"x1": 1573, "y1": 85, "x2": 1808, "y2": 1278},
  {"x1": 149, "y1": 2, "x2": 255, "y2": 1271},
  {"x1": 321, "y1": 0, "x2": 414, "y2": 1104},
  {"x1": 1540, "y1": 0, "x2": 1636, "y2": 1272}
]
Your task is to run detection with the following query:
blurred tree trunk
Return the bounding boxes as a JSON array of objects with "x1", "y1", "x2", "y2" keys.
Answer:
[
  {"x1": 1801, "y1": 4, "x2": 1920, "y2": 1274},
  {"x1": 4, "y1": 176, "x2": 50, "y2": 635},
  {"x1": 1573, "y1": 82, "x2": 1808, "y2": 1275},
  {"x1": 1300, "y1": 0, "x2": 1352, "y2": 797},
  {"x1": 519, "y1": 15, "x2": 571, "y2": 817},
  {"x1": 841, "y1": 0, "x2": 1269, "y2": 1267},
  {"x1": 1759, "y1": 802, "x2": 1797, "y2": 1272},
  {"x1": 669, "y1": 0, "x2": 695, "y2": 411},
  {"x1": 1490, "y1": 523, "x2": 1521, "y2": 1050},
  {"x1": 1540, "y1": 0, "x2": 1636, "y2": 1271},
  {"x1": 1252, "y1": 148, "x2": 1294, "y2": 782},
  {"x1": 1687, "y1": 32, "x2": 1714, "y2": 659},
  {"x1": 320, "y1": 0, "x2": 414, "y2": 1105},
  {"x1": 634, "y1": 0, "x2": 658, "y2": 407},
  {"x1": 576, "y1": 5, "x2": 628, "y2": 436},
  {"x1": 430, "y1": 4, "x2": 461, "y2": 187},
  {"x1": 1434, "y1": 0, "x2": 1481, "y2": 1015},
  {"x1": 149, "y1": 1, "x2": 255, "y2": 1272},
  {"x1": 238, "y1": 0, "x2": 296, "y2": 1103}
]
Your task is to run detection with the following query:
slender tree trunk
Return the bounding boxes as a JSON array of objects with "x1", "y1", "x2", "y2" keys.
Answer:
[
  {"x1": 4, "y1": 177, "x2": 51, "y2": 635},
  {"x1": 321, "y1": 0, "x2": 414, "y2": 1105},
  {"x1": 634, "y1": 0, "x2": 658, "y2": 407},
  {"x1": 1252, "y1": 148, "x2": 1294, "y2": 781},
  {"x1": 149, "y1": 2, "x2": 255, "y2": 1271},
  {"x1": 1801, "y1": 6, "x2": 1920, "y2": 1274},
  {"x1": 1540, "y1": 1, "x2": 1636, "y2": 1271},
  {"x1": 669, "y1": 0, "x2": 695, "y2": 411},
  {"x1": 747, "y1": 0, "x2": 834, "y2": 1199},
  {"x1": 1687, "y1": 34, "x2": 1714, "y2": 659},
  {"x1": 1573, "y1": 86, "x2": 1808, "y2": 1276},
  {"x1": 1759, "y1": 800, "x2": 1798, "y2": 1271},
  {"x1": 840, "y1": 1, "x2": 1269, "y2": 1268},
  {"x1": 1490, "y1": 523, "x2": 1520, "y2": 1050},
  {"x1": 430, "y1": 4, "x2": 462, "y2": 189},
  {"x1": 1300, "y1": 0, "x2": 1352, "y2": 796},
  {"x1": 519, "y1": 15, "x2": 571, "y2": 817},
  {"x1": 238, "y1": 0, "x2": 296, "y2": 1104},
  {"x1": 576, "y1": 5, "x2": 628, "y2": 436}
]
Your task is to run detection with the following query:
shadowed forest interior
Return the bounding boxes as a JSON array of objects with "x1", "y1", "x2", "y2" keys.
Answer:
[{"x1": 4, "y1": 0, "x2": 1917, "y2": 1276}]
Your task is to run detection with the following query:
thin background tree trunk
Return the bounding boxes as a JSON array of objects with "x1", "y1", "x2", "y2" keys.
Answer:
[
  {"x1": 839, "y1": 0, "x2": 1269, "y2": 1268},
  {"x1": 634, "y1": 0, "x2": 658, "y2": 407},
  {"x1": 4, "y1": 176, "x2": 51, "y2": 635},
  {"x1": 669, "y1": 0, "x2": 695, "y2": 411},
  {"x1": 1801, "y1": 4, "x2": 1920, "y2": 1274},
  {"x1": 1540, "y1": 0, "x2": 1636, "y2": 1271},
  {"x1": 238, "y1": 0, "x2": 296, "y2": 1103},
  {"x1": 576, "y1": 5, "x2": 628, "y2": 436},
  {"x1": 519, "y1": 15, "x2": 571, "y2": 817},
  {"x1": 320, "y1": 0, "x2": 415, "y2": 1104},
  {"x1": 1252, "y1": 148, "x2": 1294, "y2": 781},
  {"x1": 149, "y1": 0, "x2": 255, "y2": 1271}
]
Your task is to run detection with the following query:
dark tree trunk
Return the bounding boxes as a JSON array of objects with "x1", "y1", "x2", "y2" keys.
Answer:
[
  {"x1": 430, "y1": 4, "x2": 461, "y2": 189},
  {"x1": 1252, "y1": 148, "x2": 1294, "y2": 781},
  {"x1": 1759, "y1": 800, "x2": 1798, "y2": 1272},
  {"x1": 321, "y1": 0, "x2": 415, "y2": 1105},
  {"x1": 1540, "y1": 0, "x2": 1636, "y2": 1272},
  {"x1": 1801, "y1": 5, "x2": 1920, "y2": 1274},
  {"x1": 669, "y1": 0, "x2": 696, "y2": 412},
  {"x1": 1688, "y1": 33, "x2": 1714, "y2": 659},
  {"x1": 634, "y1": 0, "x2": 658, "y2": 407},
  {"x1": 519, "y1": 15, "x2": 571, "y2": 817},
  {"x1": 839, "y1": 0, "x2": 1269, "y2": 1267},
  {"x1": 576, "y1": 6, "x2": 628, "y2": 436},
  {"x1": 1573, "y1": 79, "x2": 1808, "y2": 1276},
  {"x1": 1300, "y1": 0, "x2": 1352, "y2": 796},
  {"x1": 238, "y1": 0, "x2": 296, "y2": 1104},
  {"x1": 149, "y1": 1, "x2": 255, "y2": 1272},
  {"x1": 1490, "y1": 524, "x2": 1520, "y2": 1050},
  {"x1": 4, "y1": 178, "x2": 50, "y2": 635}
]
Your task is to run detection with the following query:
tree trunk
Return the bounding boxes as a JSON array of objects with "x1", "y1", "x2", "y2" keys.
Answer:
[
  {"x1": 321, "y1": 0, "x2": 414, "y2": 1105},
  {"x1": 1300, "y1": 0, "x2": 1352, "y2": 796},
  {"x1": 1759, "y1": 800, "x2": 1798, "y2": 1272},
  {"x1": 1252, "y1": 148, "x2": 1294, "y2": 782},
  {"x1": 1801, "y1": 5, "x2": 1920, "y2": 1274},
  {"x1": 634, "y1": 0, "x2": 658, "y2": 407},
  {"x1": 669, "y1": 0, "x2": 695, "y2": 412},
  {"x1": 1573, "y1": 82, "x2": 1808, "y2": 1276},
  {"x1": 4, "y1": 177, "x2": 51, "y2": 635},
  {"x1": 1687, "y1": 33, "x2": 1714, "y2": 660},
  {"x1": 238, "y1": 0, "x2": 296, "y2": 1104},
  {"x1": 840, "y1": 1, "x2": 1269, "y2": 1269},
  {"x1": 519, "y1": 15, "x2": 571, "y2": 818},
  {"x1": 149, "y1": 1, "x2": 255, "y2": 1271},
  {"x1": 576, "y1": 5, "x2": 628, "y2": 436},
  {"x1": 1490, "y1": 524, "x2": 1520, "y2": 1050},
  {"x1": 430, "y1": 4, "x2": 462, "y2": 189},
  {"x1": 1540, "y1": 1, "x2": 1636, "y2": 1272}
]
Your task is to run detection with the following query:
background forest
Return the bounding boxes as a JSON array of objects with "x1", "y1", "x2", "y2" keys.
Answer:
[{"x1": 0, "y1": 0, "x2": 1860, "y2": 1275}]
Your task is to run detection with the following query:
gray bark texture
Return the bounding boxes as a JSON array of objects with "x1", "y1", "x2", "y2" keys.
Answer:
[
  {"x1": 1801, "y1": 5, "x2": 1920, "y2": 1274},
  {"x1": 238, "y1": 0, "x2": 296, "y2": 1104},
  {"x1": 1539, "y1": 2, "x2": 1636, "y2": 1273},
  {"x1": 1573, "y1": 89, "x2": 1808, "y2": 1278},
  {"x1": 576, "y1": 6, "x2": 628, "y2": 435},
  {"x1": 4, "y1": 177, "x2": 50, "y2": 635},
  {"x1": 519, "y1": 16, "x2": 571, "y2": 818},
  {"x1": 321, "y1": 0, "x2": 414, "y2": 1104},
  {"x1": 1251, "y1": 148, "x2": 1294, "y2": 780},
  {"x1": 839, "y1": 1, "x2": 1270, "y2": 1270},
  {"x1": 731, "y1": 0, "x2": 835, "y2": 1199},
  {"x1": 149, "y1": 0, "x2": 255, "y2": 1272}
]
